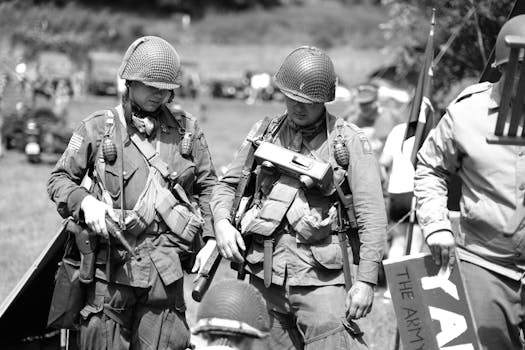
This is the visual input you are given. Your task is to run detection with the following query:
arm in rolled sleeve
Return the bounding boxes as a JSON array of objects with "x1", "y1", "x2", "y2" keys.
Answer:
[
  {"x1": 192, "y1": 122, "x2": 218, "y2": 240},
  {"x1": 414, "y1": 112, "x2": 461, "y2": 239},
  {"x1": 347, "y1": 132, "x2": 388, "y2": 285},
  {"x1": 46, "y1": 119, "x2": 100, "y2": 221}
]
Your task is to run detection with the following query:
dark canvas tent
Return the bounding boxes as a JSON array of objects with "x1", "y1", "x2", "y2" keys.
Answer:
[{"x1": 0, "y1": 224, "x2": 77, "y2": 349}]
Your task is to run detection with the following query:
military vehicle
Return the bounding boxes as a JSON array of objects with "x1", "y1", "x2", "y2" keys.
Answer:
[{"x1": 86, "y1": 51, "x2": 122, "y2": 96}]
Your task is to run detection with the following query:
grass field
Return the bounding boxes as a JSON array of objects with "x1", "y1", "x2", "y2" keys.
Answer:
[{"x1": 0, "y1": 94, "x2": 398, "y2": 349}]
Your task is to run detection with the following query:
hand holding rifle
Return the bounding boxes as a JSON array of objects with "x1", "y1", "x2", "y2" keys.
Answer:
[{"x1": 80, "y1": 194, "x2": 138, "y2": 260}]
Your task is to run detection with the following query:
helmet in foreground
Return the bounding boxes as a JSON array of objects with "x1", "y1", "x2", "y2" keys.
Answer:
[
  {"x1": 493, "y1": 15, "x2": 525, "y2": 68},
  {"x1": 191, "y1": 280, "x2": 269, "y2": 339},
  {"x1": 275, "y1": 46, "x2": 337, "y2": 103},
  {"x1": 119, "y1": 36, "x2": 182, "y2": 90}
]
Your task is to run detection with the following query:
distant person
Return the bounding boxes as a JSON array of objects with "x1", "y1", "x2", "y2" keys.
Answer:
[
  {"x1": 192, "y1": 280, "x2": 270, "y2": 350},
  {"x1": 346, "y1": 84, "x2": 398, "y2": 158},
  {"x1": 47, "y1": 36, "x2": 217, "y2": 350},
  {"x1": 211, "y1": 46, "x2": 386, "y2": 349},
  {"x1": 414, "y1": 16, "x2": 525, "y2": 350}
]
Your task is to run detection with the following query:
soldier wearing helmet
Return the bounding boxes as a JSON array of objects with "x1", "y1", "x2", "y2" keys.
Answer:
[
  {"x1": 210, "y1": 46, "x2": 387, "y2": 349},
  {"x1": 345, "y1": 83, "x2": 399, "y2": 159},
  {"x1": 414, "y1": 15, "x2": 525, "y2": 350},
  {"x1": 47, "y1": 36, "x2": 217, "y2": 350},
  {"x1": 192, "y1": 280, "x2": 270, "y2": 350}
]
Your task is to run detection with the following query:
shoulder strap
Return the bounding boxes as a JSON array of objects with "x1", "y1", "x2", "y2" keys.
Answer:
[
  {"x1": 331, "y1": 116, "x2": 358, "y2": 229},
  {"x1": 111, "y1": 108, "x2": 126, "y2": 229},
  {"x1": 129, "y1": 132, "x2": 172, "y2": 178},
  {"x1": 230, "y1": 117, "x2": 273, "y2": 224},
  {"x1": 92, "y1": 110, "x2": 115, "y2": 205}
]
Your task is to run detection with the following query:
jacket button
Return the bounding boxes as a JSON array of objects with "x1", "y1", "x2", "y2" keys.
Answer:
[
  {"x1": 515, "y1": 252, "x2": 521, "y2": 257},
  {"x1": 519, "y1": 151, "x2": 524, "y2": 157},
  {"x1": 520, "y1": 184, "x2": 525, "y2": 191}
]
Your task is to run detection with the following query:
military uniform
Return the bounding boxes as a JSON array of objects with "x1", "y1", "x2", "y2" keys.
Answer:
[
  {"x1": 211, "y1": 111, "x2": 386, "y2": 349},
  {"x1": 415, "y1": 82, "x2": 525, "y2": 349},
  {"x1": 47, "y1": 103, "x2": 217, "y2": 349}
]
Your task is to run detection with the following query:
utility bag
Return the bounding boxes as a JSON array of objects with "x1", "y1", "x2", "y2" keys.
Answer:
[{"x1": 47, "y1": 220, "x2": 86, "y2": 330}]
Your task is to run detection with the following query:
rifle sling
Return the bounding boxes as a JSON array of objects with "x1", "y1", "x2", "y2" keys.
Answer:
[{"x1": 230, "y1": 117, "x2": 273, "y2": 223}]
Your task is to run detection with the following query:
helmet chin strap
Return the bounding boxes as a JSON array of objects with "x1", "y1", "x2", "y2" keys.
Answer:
[{"x1": 122, "y1": 86, "x2": 163, "y2": 122}]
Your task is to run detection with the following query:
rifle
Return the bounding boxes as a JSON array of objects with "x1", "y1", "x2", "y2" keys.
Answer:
[
  {"x1": 69, "y1": 214, "x2": 140, "y2": 284},
  {"x1": 192, "y1": 117, "x2": 274, "y2": 302},
  {"x1": 335, "y1": 202, "x2": 353, "y2": 292}
]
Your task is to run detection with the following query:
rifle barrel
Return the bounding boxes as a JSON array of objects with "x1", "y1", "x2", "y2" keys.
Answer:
[
  {"x1": 105, "y1": 217, "x2": 140, "y2": 261},
  {"x1": 192, "y1": 248, "x2": 222, "y2": 302}
]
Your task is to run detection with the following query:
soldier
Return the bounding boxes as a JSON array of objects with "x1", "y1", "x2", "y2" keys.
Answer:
[
  {"x1": 414, "y1": 16, "x2": 525, "y2": 350},
  {"x1": 191, "y1": 279, "x2": 270, "y2": 350},
  {"x1": 47, "y1": 36, "x2": 217, "y2": 350},
  {"x1": 210, "y1": 46, "x2": 387, "y2": 349},
  {"x1": 346, "y1": 84, "x2": 398, "y2": 158}
]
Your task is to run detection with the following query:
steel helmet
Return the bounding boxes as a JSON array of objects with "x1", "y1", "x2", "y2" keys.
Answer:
[
  {"x1": 275, "y1": 46, "x2": 337, "y2": 103},
  {"x1": 493, "y1": 15, "x2": 525, "y2": 68},
  {"x1": 119, "y1": 36, "x2": 182, "y2": 90},
  {"x1": 191, "y1": 280, "x2": 270, "y2": 339}
]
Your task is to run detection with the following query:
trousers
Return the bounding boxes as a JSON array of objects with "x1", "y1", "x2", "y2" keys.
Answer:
[
  {"x1": 78, "y1": 272, "x2": 190, "y2": 350},
  {"x1": 461, "y1": 261, "x2": 525, "y2": 350},
  {"x1": 250, "y1": 275, "x2": 368, "y2": 350}
]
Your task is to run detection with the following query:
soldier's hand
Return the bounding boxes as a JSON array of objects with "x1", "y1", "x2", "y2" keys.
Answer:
[
  {"x1": 215, "y1": 219, "x2": 245, "y2": 263},
  {"x1": 345, "y1": 281, "x2": 374, "y2": 320},
  {"x1": 192, "y1": 239, "x2": 217, "y2": 275},
  {"x1": 426, "y1": 229, "x2": 456, "y2": 268},
  {"x1": 80, "y1": 195, "x2": 117, "y2": 239}
]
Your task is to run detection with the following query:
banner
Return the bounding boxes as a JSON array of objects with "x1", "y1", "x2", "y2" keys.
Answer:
[{"x1": 384, "y1": 253, "x2": 481, "y2": 350}]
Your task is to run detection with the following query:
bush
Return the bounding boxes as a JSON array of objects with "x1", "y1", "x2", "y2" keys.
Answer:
[{"x1": 381, "y1": 0, "x2": 514, "y2": 109}]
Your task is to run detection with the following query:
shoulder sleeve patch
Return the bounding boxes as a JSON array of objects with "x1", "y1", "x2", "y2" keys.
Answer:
[
  {"x1": 358, "y1": 134, "x2": 373, "y2": 154},
  {"x1": 67, "y1": 132, "x2": 83, "y2": 152}
]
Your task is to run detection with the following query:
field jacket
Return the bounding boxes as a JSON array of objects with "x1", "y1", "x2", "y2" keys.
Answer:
[
  {"x1": 211, "y1": 111, "x2": 387, "y2": 286},
  {"x1": 47, "y1": 104, "x2": 217, "y2": 287},
  {"x1": 415, "y1": 82, "x2": 525, "y2": 281}
]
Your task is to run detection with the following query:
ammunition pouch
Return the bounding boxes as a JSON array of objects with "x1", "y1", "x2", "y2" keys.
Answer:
[
  {"x1": 155, "y1": 184, "x2": 204, "y2": 252},
  {"x1": 240, "y1": 175, "x2": 301, "y2": 237}
]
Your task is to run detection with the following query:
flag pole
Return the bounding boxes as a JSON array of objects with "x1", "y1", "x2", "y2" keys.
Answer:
[
  {"x1": 404, "y1": 8, "x2": 435, "y2": 256},
  {"x1": 394, "y1": 9, "x2": 435, "y2": 350}
]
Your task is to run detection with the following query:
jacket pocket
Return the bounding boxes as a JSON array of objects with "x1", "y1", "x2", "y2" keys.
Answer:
[
  {"x1": 310, "y1": 235, "x2": 350, "y2": 270},
  {"x1": 104, "y1": 158, "x2": 138, "y2": 198}
]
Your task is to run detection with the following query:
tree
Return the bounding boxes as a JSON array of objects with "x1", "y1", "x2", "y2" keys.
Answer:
[{"x1": 381, "y1": 0, "x2": 514, "y2": 110}]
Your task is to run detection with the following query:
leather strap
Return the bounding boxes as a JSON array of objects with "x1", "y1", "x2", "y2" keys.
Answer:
[
  {"x1": 111, "y1": 108, "x2": 126, "y2": 231},
  {"x1": 263, "y1": 238, "x2": 273, "y2": 287}
]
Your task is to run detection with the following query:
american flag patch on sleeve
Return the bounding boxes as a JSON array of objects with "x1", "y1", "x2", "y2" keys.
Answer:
[{"x1": 67, "y1": 133, "x2": 83, "y2": 152}]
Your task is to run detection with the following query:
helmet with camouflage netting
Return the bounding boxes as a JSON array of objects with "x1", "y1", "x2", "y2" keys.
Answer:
[
  {"x1": 275, "y1": 46, "x2": 337, "y2": 103},
  {"x1": 119, "y1": 36, "x2": 182, "y2": 90},
  {"x1": 493, "y1": 15, "x2": 525, "y2": 68},
  {"x1": 191, "y1": 280, "x2": 270, "y2": 339}
]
